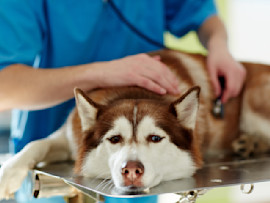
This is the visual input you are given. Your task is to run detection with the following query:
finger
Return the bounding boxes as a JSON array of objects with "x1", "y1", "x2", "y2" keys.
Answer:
[
  {"x1": 143, "y1": 69, "x2": 180, "y2": 95},
  {"x1": 222, "y1": 71, "x2": 244, "y2": 103},
  {"x1": 133, "y1": 54, "x2": 180, "y2": 94},
  {"x1": 161, "y1": 66, "x2": 181, "y2": 93},
  {"x1": 143, "y1": 58, "x2": 180, "y2": 94},
  {"x1": 221, "y1": 90, "x2": 229, "y2": 103},
  {"x1": 232, "y1": 80, "x2": 244, "y2": 98},
  {"x1": 134, "y1": 75, "x2": 167, "y2": 95},
  {"x1": 152, "y1": 55, "x2": 161, "y2": 61},
  {"x1": 221, "y1": 78, "x2": 234, "y2": 103},
  {"x1": 208, "y1": 64, "x2": 221, "y2": 97}
]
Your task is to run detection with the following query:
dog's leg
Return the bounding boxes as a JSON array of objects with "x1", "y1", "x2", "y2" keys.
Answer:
[
  {"x1": 234, "y1": 75, "x2": 270, "y2": 158},
  {"x1": 0, "y1": 124, "x2": 71, "y2": 200},
  {"x1": 232, "y1": 133, "x2": 269, "y2": 158}
]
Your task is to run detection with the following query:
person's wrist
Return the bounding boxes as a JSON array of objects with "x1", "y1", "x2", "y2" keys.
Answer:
[
  {"x1": 207, "y1": 35, "x2": 228, "y2": 54},
  {"x1": 76, "y1": 62, "x2": 104, "y2": 91}
]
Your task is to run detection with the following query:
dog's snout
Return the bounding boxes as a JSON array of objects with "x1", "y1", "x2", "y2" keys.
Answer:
[
  {"x1": 121, "y1": 160, "x2": 144, "y2": 187},
  {"x1": 121, "y1": 160, "x2": 144, "y2": 177}
]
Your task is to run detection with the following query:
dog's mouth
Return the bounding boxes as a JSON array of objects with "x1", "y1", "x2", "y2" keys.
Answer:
[
  {"x1": 125, "y1": 185, "x2": 144, "y2": 192},
  {"x1": 113, "y1": 185, "x2": 150, "y2": 195}
]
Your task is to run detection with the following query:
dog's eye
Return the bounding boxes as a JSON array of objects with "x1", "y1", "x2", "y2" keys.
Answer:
[
  {"x1": 108, "y1": 135, "x2": 123, "y2": 144},
  {"x1": 147, "y1": 135, "x2": 164, "y2": 143}
]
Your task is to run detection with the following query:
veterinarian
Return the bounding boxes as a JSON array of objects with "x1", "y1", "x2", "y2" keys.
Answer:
[{"x1": 0, "y1": 0, "x2": 246, "y2": 203}]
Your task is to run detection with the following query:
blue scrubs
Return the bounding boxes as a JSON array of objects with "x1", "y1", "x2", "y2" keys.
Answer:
[{"x1": 0, "y1": 0, "x2": 216, "y2": 202}]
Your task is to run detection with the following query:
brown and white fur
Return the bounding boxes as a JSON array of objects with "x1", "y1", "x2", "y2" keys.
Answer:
[{"x1": 1, "y1": 49, "x2": 270, "y2": 199}]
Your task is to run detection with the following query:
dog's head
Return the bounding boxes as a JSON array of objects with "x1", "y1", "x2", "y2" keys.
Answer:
[{"x1": 74, "y1": 87, "x2": 202, "y2": 192}]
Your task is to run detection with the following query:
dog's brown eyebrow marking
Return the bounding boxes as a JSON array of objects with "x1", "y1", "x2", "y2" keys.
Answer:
[{"x1": 132, "y1": 104, "x2": 138, "y2": 142}]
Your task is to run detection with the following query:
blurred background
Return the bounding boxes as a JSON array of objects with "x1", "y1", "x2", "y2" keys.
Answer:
[
  {"x1": 166, "y1": 0, "x2": 270, "y2": 65},
  {"x1": 0, "y1": 0, "x2": 270, "y2": 202}
]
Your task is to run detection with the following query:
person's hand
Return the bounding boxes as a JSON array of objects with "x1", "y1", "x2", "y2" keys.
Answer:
[
  {"x1": 92, "y1": 53, "x2": 181, "y2": 95},
  {"x1": 197, "y1": 15, "x2": 246, "y2": 103},
  {"x1": 207, "y1": 48, "x2": 246, "y2": 103}
]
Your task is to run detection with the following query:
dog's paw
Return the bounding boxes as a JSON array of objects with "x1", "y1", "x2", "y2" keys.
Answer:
[
  {"x1": 0, "y1": 159, "x2": 29, "y2": 200},
  {"x1": 232, "y1": 133, "x2": 269, "y2": 158}
]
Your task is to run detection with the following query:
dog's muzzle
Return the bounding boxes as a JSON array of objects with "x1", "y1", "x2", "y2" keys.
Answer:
[{"x1": 121, "y1": 160, "x2": 144, "y2": 188}]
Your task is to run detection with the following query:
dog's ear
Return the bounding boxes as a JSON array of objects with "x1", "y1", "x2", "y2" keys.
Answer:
[
  {"x1": 74, "y1": 88, "x2": 102, "y2": 132},
  {"x1": 170, "y1": 86, "x2": 200, "y2": 130}
]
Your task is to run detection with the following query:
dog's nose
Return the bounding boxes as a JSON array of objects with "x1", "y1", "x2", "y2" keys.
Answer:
[{"x1": 121, "y1": 160, "x2": 144, "y2": 187}]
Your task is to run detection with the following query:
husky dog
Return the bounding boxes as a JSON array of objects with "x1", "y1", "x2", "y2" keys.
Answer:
[{"x1": 1, "y1": 49, "x2": 270, "y2": 199}]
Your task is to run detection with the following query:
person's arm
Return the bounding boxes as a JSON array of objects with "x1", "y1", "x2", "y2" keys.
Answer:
[
  {"x1": 0, "y1": 53, "x2": 180, "y2": 111},
  {"x1": 197, "y1": 15, "x2": 246, "y2": 103}
]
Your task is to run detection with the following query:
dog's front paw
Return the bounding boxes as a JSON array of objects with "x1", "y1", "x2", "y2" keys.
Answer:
[
  {"x1": 0, "y1": 160, "x2": 29, "y2": 200},
  {"x1": 232, "y1": 133, "x2": 269, "y2": 158}
]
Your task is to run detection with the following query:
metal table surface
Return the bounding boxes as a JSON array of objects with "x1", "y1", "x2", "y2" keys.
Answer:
[{"x1": 34, "y1": 154, "x2": 270, "y2": 198}]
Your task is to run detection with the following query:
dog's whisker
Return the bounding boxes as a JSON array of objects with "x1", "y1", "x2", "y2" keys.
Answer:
[
  {"x1": 95, "y1": 180, "x2": 107, "y2": 190},
  {"x1": 95, "y1": 176, "x2": 111, "y2": 190},
  {"x1": 101, "y1": 179, "x2": 114, "y2": 191},
  {"x1": 88, "y1": 171, "x2": 110, "y2": 184},
  {"x1": 95, "y1": 179, "x2": 110, "y2": 191},
  {"x1": 107, "y1": 180, "x2": 115, "y2": 190}
]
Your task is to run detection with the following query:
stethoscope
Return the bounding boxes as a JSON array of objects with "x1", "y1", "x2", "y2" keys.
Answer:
[
  {"x1": 105, "y1": 0, "x2": 166, "y2": 49},
  {"x1": 106, "y1": 0, "x2": 224, "y2": 118}
]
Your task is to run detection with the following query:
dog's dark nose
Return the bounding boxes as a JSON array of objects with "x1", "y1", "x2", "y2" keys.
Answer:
[{"x1": 121, "y1": 160, "x2": 144, "y2": 187}]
